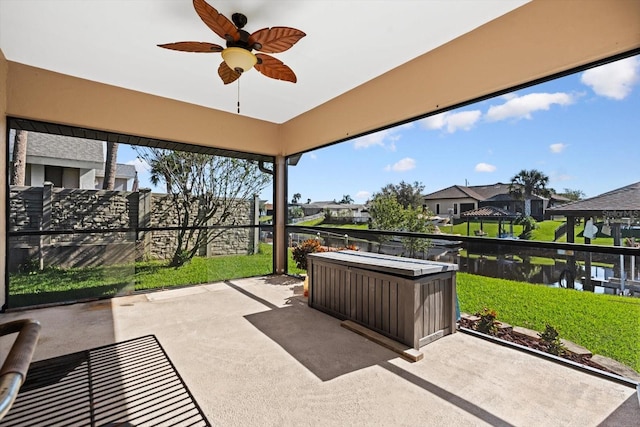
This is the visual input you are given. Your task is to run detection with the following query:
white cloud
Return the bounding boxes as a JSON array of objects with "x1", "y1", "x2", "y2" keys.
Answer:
[
  {"x1": 475, "y1": 163, "x2": 496, "y2": 172},
  {"x1": 353, "y1": 123, "x2": 413, "y2": 149},
  {"x1": 385, "y1": 157, "x2": 416, "y2": 172},
  {"x1": 126, "y1": 157, "x2": 150, "y2": 173},
  {"x1": 552, "y1": 173, "x2": 573, "y2": 182},
  {"x1": 354, "y1": 131, "x2": 387, "y2": 149},
  {"x1": 485, "y1": 92, "x2": 574, "y2": 122},
  {"x1": 420, "y1": 113, "x2": 446, "y2": 130},
  {"x1": 581, "y1": 56, "x2": 640, "y2": 100},
  {"x1": 550, "y1": 143, "x2": 567, "y2": 153},
  {"x1": 419, "y1": 110, "x2": 481, "y2": 133},
  {"x1": 309, "y1": 153, "x2": 317, "y2": 160},
  {"x1": 355, "y1": 191, "x2": 371, "y2": 201}
]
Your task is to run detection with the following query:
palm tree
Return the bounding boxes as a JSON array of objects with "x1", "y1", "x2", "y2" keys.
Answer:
[
  {"x1": 10, "y1": 130, "x2": 28, "y2": 186},
  {"x1": 102, "y1": 141, "x2": 119, "y2": 190},
  {"x1": 509, "y1": 169, "x2": 551, "y2": 217},
  {"x1": 340, "y1": 194, "x2": 354, "y2": 204}
]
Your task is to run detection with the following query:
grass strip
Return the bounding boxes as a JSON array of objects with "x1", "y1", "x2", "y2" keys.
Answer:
[{"x1": 457, "y1": 272, "x2": 640, "y2": 372}]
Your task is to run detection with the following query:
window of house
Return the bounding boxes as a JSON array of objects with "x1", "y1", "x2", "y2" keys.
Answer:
[{"x1": 44, "y1": 165, "x2": 63, "y2": 187}]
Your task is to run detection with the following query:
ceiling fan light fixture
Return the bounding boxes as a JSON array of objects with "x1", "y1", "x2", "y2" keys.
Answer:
[{"x1": 222, "y1": 47, "x2": 257, "y2": 73}]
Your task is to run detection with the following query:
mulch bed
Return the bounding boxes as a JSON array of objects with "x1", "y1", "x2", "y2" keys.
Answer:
[{"x1": 457, "y1": 317, "x2": 617, "y2": 374}]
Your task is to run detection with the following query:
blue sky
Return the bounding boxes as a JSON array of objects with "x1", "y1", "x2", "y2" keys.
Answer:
[{"x1": 120, "y1": 55, "x2": 639, "y2": 203}]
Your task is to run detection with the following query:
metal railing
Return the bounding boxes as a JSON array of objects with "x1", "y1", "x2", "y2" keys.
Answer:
[{"x1": 287, "y1": 225, "x2": 640, "y2": 293}]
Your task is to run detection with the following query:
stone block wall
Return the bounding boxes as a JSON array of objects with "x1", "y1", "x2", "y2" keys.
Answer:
[
  {"x1": 9, "y1": 184, "x2": 258, "y2": 270},
  {"x1": 142, "y1": 194, "x2": 254, "y2": 260}
]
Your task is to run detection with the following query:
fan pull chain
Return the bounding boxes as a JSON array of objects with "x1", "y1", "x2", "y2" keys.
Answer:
[{"x1": 237, "y1": 79, "x2": 241, "y2": 114}]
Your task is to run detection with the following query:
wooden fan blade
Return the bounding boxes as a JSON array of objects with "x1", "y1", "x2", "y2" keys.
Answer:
[
  {"x1": 157, "y1": 41, "x2": 223, "y2": 53},
  {"x1": 193, "y1": 0, "x2": 239, "y2": 42},
  {"x1": 218, "y1": 61, "x2": 241, "y2": 85},
  {"x1": 249, "y1": 27, "x2": 306, "y2": 53},
  {"x1": 254, "y1": 54, "x2": 297, "y2": 83}
]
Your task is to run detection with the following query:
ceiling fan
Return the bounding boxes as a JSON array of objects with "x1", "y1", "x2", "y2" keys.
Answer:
[{"x1": 159, "y1": 0, "x2": 306, "y2": 84}]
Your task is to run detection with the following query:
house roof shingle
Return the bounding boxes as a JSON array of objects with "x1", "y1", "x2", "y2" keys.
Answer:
[
  {"x1": 95, "y1": 164, "x2": 137, "y2": 179},
  {"x1": 424, "y1": 183, "x2": 525, "y2": 201},
  {"x1": 460, "y1": 206, "x2": 520, "y2": 219},
  {"x1": 425, "y1": 182, "x2": 562, "y2": 203},
  {"x1": 547, "y1": 182, "x2": 640, "y2": 216},
  {"x1": 25, "y1": 131, "x2": 104, "y2": 164}
]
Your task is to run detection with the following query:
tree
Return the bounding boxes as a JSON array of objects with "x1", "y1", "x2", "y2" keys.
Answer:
[
  {"x1": 148, "y1": 151, "x2": 179, "y2": 194},
  {"x1": 102, "y1": 141, "x2": 119, "y2": 190},
  {"x1": 290, "y1": 206, "x2": 304, "y2": 219},
  {"x1": 368, "y1": 193, "x2": 404, "y2": 252},
  {"x1": 291, "y1": 193, "x2": 301, "y2": 203},
  {"x1": 379, "y1": 181, "x2": 425, "y2": 209},
  {"x1": 369, "y1": 192, "x2": 434, "y2": 257},
  {"x1": 339, "y1": 194, "x2": 354, "y2": 204},
  {"x1": 559, "y1": 188, "x2": 585, "y2": 202},
  {"x1": 509, "y1": 169, "x2": 551, "y2": 217},
  {"x1": 135, "y1": 148, "x2": 272, "y2": 267},
  {"x1": 400, "y1": 206, "x2": 434, "y2": 258},
  {"x1": 306, "y1": 198, "x2": 311, "y2": 204},
  {"x1": 10, "y1": 130, "x2": 28, "y2": 186}
]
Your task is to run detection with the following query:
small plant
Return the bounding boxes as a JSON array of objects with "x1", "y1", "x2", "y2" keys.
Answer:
[
  {"x1": 291, "y1": 239, "x2": 325, "y2": 270},
  {"x1": 475, "y1": 307, "x2": 498, "y2": 335},
  {"x1": 171, "y1": 250, "x2": 192, "y2": 268},
  {"x1": 538, "y1": 324, "x2": 566, "y2": 356},
  {"x1": 18, "y1": 256, "x2": 42, "y2": 274}
]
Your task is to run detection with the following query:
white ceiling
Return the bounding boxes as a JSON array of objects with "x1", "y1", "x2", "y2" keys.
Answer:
[{"x1": 0, "y1": 0, "x2": 529, "y2": 124}]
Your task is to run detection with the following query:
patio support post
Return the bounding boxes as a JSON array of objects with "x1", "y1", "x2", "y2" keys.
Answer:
[
  {"x1": 583, "y1": 216, "x2": 593, "y2": 292},
  {"x1": 274, "y1": 156, "x2": 287, "y2": 274},
  {"x1": 566, "y1": 216, "x2": 576, "y2": 289}
]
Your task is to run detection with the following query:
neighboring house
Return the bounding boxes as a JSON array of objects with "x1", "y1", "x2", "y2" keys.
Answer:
[
  {"x1": 424, "y1": 183, "x2": 569, "y2": 221},
  {"x1": 10, "y1": 131, "x2": 136, "y2": 190},
  {"x1": 299, "y1": 201, "x2": 369, "y2": 222},
  {"x1": 95, "y1": 164, "x2": 137, "y2": 191}
]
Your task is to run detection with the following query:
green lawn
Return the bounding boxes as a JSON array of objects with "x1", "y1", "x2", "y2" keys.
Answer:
[
  {"x1": 457, "y1": 272, "x2": 640, "y2": 372},
  {"x1": 319, "y1": 223, "x2": 369, "y2": 230},
  {"x1": 296, "y1": 218, "x2": 617, "y2": 245},
  {"x1": 447, "y1": 218, "x2": 617, "y2": 245},
  {"x1": 9, "y1": 244, "x2": 305, "y2": 307},
  {"x1": 293, "y1": 217, "x2": 324, "y2": 226}
]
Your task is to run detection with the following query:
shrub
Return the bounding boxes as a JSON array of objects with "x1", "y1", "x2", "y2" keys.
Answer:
[
  {"x1": 475, "y1": 307, "x2": 498, "y2": 335},
  {"x1": 538, "y1": 324, "x2": 566, "y2": 356},
  {"x1": 516, "y1": 216, "x2": 538, "y2": 240},
  {"x1": 291, "y1": 239, "x2": 325, "y2": 270}
]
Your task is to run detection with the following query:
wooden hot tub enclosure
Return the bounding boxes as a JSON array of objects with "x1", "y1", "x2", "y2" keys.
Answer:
[{"x1": 307, "y1": 251, "x2": 458, "y2": 349}]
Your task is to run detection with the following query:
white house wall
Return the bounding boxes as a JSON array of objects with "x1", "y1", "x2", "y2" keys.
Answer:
[
  {"x1": 29, "y1": 163, "x2": 45, "y2": 187},
  {"x1": 80, "y1": 168, "x2": 95, "y2": 189},
  {"x1": 426, "y1": 197, "x2": 478, "y2": 218}
]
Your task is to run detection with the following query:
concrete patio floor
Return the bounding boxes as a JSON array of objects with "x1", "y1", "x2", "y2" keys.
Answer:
[{"x1": 1, "y1": 276, "x2": 638, "y2": 426}]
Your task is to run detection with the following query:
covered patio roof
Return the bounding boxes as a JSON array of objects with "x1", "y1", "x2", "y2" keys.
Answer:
[
  {"x1": 547, "y1": 181, "x2": 640, "y2": 218},
  {"x1": 461, "y1": 206, "x2": 520, "y2": 220},
  {"x1": 2, "y1": 1, "x2": 639, "y2": 157}
]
